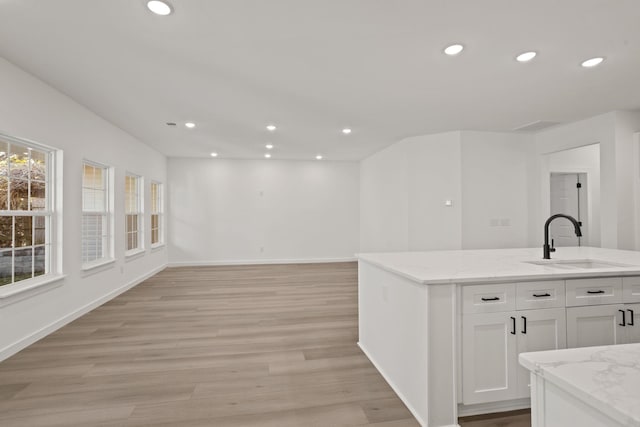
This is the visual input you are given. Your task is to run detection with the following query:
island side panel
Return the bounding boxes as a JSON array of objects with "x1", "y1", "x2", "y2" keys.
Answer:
[
  {"x1": 358, "y1": 261, "x2": 430, "y2": 426},
  {"x1": 428, "y1": 283, "x2": 459, "y2": 426}
]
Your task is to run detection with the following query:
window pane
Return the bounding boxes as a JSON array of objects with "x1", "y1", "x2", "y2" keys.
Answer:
[
  {"x1": 30, "y1": 181, "x2": 46, "y2": 211},
  {"x1": 0, "y1": 177, "x2": 7, "y2": 210},
  {"x1": 9, "y1": 179, "x2": 29, "y2": 210},
  {"x1": 82, "y1": 214, "x2": 104, "y2": 262},
  {"x1": 0, "y1": 249, "x2": 11, "y2": 286},
  {"x1": 151, "y1": 183, "x2": 158, "y2": 212},
  {"x1": 30, "y1": 149, "x2": 47, "y2": 182},
  {"x1": 14, "y1": 216, "x2": 32, "y2": 247},
  {"x1": 34, "y1": 245, "x2": 45, "y2": 277},
  {"x1": 0, "y1": 216, "x2": 11, "y2": 249},
  {"x1": 0, "y1": 141, "x2": 8, "y2": 179},
  {"x1": 14, "y1": 247, "x2": 32, "y2": 283},
  {"x1": 34, "y1": 216, "x2": 45, "y2": 245}
]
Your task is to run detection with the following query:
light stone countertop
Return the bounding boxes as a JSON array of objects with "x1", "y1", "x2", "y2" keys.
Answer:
[
  {"x1": 519, "y1": 343, "x2": 640, "y2": 426},
  {"x1": 357, "y1": 247, "x2": 640, "y2": 284}
]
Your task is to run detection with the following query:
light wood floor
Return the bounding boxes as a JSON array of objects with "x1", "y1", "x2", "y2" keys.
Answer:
[{"x1": 0, "y1": 262, "x2": 531, "y2": 426}]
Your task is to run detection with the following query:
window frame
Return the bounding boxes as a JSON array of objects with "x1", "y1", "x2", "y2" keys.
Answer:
[
  {"x1": 0, "y1": 132, "x2": 60, "y2": 290},
  {"x1": 150, "y1": 181, "x2": 164, "y2": 248},
  {"x1": 81, "y1": 160, "x2": 114, "y2": 270},
  {"x1": 124, "y1": 172, "x2": 144, "y2": 257}
]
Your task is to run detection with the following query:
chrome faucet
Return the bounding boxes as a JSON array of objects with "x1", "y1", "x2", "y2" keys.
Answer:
[{"x1": 543, "y1": 214, "x2": 582, "y2": 259}]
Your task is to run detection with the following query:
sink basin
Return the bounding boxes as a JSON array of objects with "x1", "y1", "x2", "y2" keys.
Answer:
[{"x1": 525, "y1": 259, "x2": 637, "y2": 269}]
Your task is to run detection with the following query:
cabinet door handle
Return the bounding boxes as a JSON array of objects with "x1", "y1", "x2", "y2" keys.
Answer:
[
  {"x1": 510, "y1": 316, "x2": 516, "y2": 335},
  {"x1": 481, "y1": 297, "x2": 500, "y2": 301},
  {"x1": 521, "y1": 316, "x2": 527, "y2": 334},
  {"x1": 587, "y1": 290, "x2": 605, "y2": 294},
  {"x1": 619, "y1": 309, "x2": 626, "y2": 327},
  {"x1": 533, "y1": 293, "x2": 551, "y2": 298},
  {"x1": 628, "y1": 309, "x2": 635, "y2": 326}
]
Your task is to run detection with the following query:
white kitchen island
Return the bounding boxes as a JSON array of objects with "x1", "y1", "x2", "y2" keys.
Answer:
[
  {"x1": 520, "y1": 343, "x2": 640, "y2": 427},
  {"x1": 358, "y1": 247, "x2": 640, "y2": 427}
]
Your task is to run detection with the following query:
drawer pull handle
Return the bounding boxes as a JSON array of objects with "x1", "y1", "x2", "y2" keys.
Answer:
[
  {"x1": 629, "y1": 309, "x2": 635, "y2": 326},
  {"x1": 533, "y1": 293, "x2": 551, "y2": 298},
  {"x1": 481, "y1": 297, "x2": 500, "y2": 301},
  {"x1": 521, "y1": 316, "x2": 527, "y2": 334},
  {"x1": 510, "y1": 316, "x2": 516, "y2": 335},
  {"x1": 587, "y1": 290, "x2": 605, "y2": 294},
  {"x1": 619, "y1": 309, "x2": 626, "y2": 327}
]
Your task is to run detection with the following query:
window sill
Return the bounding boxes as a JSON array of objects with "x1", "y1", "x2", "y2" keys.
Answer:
[
  {"x1": 0, "y1": 274, "x2": 66, "y2": 308},
  {"x1": 151, "y1": 243, "x2": 165, "y2": 251},
  {"x1": 125, "y1": 248, "x2": 145, "y2": 261},
  {"x1": 82, "y1": 258, "x2": 116, "y2": 275}
]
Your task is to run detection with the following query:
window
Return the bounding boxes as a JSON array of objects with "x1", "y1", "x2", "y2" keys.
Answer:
[
  {"x1": 150, "y1": 181, "x2": 163, "y2": 246},
  {"x1": 82, "y1": 161, "x2": 112, "y2": 267},
  {"x1": 125, "y1": 173, "x2": 142, "y2": 254},
  {"x1": 0, "y1": 135, "x2": 53, "y2": 286}
]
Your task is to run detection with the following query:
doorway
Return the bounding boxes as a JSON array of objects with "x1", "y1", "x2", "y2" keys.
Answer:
[{"x1": 549, "y1": 173, "x2": 587, "y2": 247}]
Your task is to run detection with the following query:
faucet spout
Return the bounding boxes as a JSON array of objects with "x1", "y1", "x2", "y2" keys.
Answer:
[{"x1": 543, "y1": 214, "x2": 582, "y2": 259}]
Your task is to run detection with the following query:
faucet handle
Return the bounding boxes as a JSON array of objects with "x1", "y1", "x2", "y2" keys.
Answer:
[{"x1": 550, "y1": 238, "x2": 556, "y2": 252}]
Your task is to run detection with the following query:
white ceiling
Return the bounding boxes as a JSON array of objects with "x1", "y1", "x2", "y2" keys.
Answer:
[{"x1": 0, "y1": 0, "x2": 639, "y2": 160}]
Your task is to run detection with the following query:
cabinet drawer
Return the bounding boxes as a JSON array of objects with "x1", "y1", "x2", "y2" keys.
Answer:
[
  {"x1": 516, "y1": 281, "x2": 565, "y2": 310},
  {"x1": 566, "y1": 278, "x2": 622, "y2": 307},
  {"x1": 623, "y1": 277, "x2": 640, "y2": 303},
  {"x1": 462, "y1": 283, "x2": 516, "y2": 314}
]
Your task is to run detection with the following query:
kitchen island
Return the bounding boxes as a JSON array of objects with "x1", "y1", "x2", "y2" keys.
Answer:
[
  {"x1": 520, "y1": 343, "x2": 640, "y2": 427},
  {"x1": 358, "y1": 247, "x2": 640, "y2": 427}
]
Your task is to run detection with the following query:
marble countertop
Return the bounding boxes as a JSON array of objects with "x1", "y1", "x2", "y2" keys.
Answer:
[
  {"x1": 519, "y1": 344, "x2": 640, "y2": 426},
  {"x1": 357, "y1": 247, "x2": 640, "y2": 284}
]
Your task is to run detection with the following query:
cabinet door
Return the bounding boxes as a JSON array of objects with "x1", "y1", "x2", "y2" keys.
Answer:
[
  {"x1": 624, "y1": 303, "x2": 640, "y2": 344},
  {"x1": 462, "y1": 312, "x2": 518, "y2": 404},
  {"x1": 566, "y1": 304, "x2": 625, "y2": 348},
  {"x1": 516, "y1": 308, "x2": 567, "y2": 398}
]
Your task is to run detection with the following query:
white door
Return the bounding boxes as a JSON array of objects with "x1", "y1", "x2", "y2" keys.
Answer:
[
  {"x1": 550, "y1": 173, "x2": 587, "y2": 247},
  {"x1": 516, "y1": 308, "x2": 567, "y2": 398},
  {"x1": 462, "y1": 312, "x2": 518, "y2": 404},
  {"x1": 624, "y1": 303, "x2": 640, "y2": 344},
  {"x1": 566, "y1": 305, "x2": 625, "y2": 348}
]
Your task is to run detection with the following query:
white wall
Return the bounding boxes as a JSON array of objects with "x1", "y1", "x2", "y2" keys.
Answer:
[
  {"x1": 531, "y1": 111, "x2": 640, "y2": 249},
  {"x1": 360, "y1": 131, "x2": 529, "y2": 253},
  {"x1": 359, "y1": 141, "x2": 410, "y2": 252},
  {"x1": 0, "y1": 57, "x2": 167, "y2": 360},
  {"x1": 168, "y1": 158, "x2": 359, "y2": 265},
  {"x1": 460, "y1": 131, "x2": 531, "y2": 249},
  {"x1": 407, "y1": 132, "x2": 462, "y2": 251}
]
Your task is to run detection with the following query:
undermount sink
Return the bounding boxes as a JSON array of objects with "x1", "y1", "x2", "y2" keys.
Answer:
[{"x1": 525, "y1": 259, "x2": 637, "y2": 269}]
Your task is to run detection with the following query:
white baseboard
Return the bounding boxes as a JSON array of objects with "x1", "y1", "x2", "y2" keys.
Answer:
[
  {"x1": 457, "y1": 398, "x2": 531, "y2": 417},
  {"x1": 0, "y1": 264, "x2": 167, "y2": 362},
  {"x1": 168, "y1": 257, "x2": 357, "y2": 267},
  {"x1": 358, "y1": 342, "x2": 436, "y2": 427}
]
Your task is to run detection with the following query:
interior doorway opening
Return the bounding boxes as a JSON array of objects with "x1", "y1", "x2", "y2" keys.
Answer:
[{"x1": 550, "y1": 173, "x2": 588, "y2": 247}]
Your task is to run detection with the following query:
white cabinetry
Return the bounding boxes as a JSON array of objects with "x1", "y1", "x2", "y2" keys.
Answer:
[
  {"x1": 566, "y1": 278, "x2": 640, "y2": 347},
  {"x1": 566, "y1": 304, "x2": 625, "y2": 347},
  {"x1": 462, "y1": 281, "x2": 566, "y2": 404}
]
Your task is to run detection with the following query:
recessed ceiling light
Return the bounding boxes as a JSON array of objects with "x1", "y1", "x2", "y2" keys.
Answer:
[
  {"x1": 210, "y1": 152, "x2": 218, "y2": 157},
  {"x1": 316, "y1": 155, "x2": 323, "y2": 160},
  {"x1": 264, "y1": 153, "x2": 271, "y2": 158},
  {"x1": 265, "y1": 144, "x2": 274, "y2": 149},
  {"x1": 266, "y1": 124, "x2": 277, "y2": 132},
  {"x1": 185, "y1": 122, "x2": 196, "y2": 129},
  {"x1": 516, "y1": 51, "x2": 537, "y2": 62},
  {"x1": 147, "y1": 1, "x2": 172, "y2": 15},
  {"x1": 581, "y1": 57, "x2": 604, "y2": 68},
  {"x1": 342, "y1": 128, "x2": 352, "y2": 135},
  {"x1": 444, "y1": 44, "x2": 464, "y2": 56}
]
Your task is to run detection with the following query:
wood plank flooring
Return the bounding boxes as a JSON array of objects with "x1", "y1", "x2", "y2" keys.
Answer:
[{"x1": 0, "y1": 262, "x2": 531, "y2": 426}]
